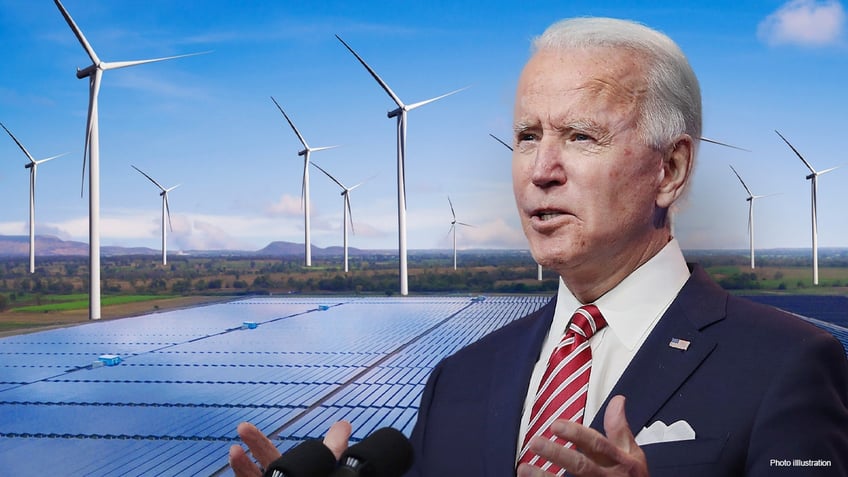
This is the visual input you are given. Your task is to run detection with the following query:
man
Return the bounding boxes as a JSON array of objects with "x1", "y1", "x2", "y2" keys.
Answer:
[{"x1": 231, "y1": 17, "x2": 848, "y2": 476}]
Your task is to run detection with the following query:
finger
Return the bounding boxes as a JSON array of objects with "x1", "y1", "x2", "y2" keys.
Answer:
[
  {"x1": 527, "y1": 434, "x2": 598, "y2": 476},
  {"x1": 323, "y1": 420, "x2": 353, "y2": 460},
  {"x1": 549, "y1": 420, "x2": 622, "y2": 469},
  {"x1": 516, "y1": 462, "x2": 556, "y2": 477},
  {"x1": 237, "y1": 422, "x2": 282, "y2": 469},
  {"x1": 604, "y1": 395, "x2": 638, "y2": 453},
  {"x1": 229, "y1": 444, "x2": 263, "y2": 477}
]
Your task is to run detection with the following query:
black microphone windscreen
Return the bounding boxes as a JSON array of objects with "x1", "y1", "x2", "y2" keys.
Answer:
[
  {"x1": 341, "y1": 427, "x2": 413, "y2": 477},
  {"x1": 263, "y1": 438, "x2": 336, "y2": 477}
]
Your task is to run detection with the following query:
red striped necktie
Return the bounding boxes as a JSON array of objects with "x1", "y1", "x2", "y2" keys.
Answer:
[{"x1": 518, "y1": 304, "x2": 608, "y2": 475}]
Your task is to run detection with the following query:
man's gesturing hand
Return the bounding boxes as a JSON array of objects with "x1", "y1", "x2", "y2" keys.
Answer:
[
  {"x1": 517, "y1": 395, "x2": 649, "y2": 477},
  {"x1": 229, "y1": 420, "x2": 353, "y2": 477}
]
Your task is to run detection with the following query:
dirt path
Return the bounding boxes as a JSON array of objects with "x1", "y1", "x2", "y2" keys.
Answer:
[{"x1": 0, "y1": 295, "x2": 235, "y2": 338}]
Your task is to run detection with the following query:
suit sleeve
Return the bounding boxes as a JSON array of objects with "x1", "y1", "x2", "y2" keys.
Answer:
[
  {"x1": 746, "y1": 332, "x2": 848, "y2": 476},
  {"x1": 404, "y1": 360, "x2": 443, "y2": 477}
]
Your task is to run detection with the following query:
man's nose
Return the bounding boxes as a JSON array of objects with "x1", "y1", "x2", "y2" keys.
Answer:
[{"x1": 531, "y1": 140, "x2": 566, "y2": 188}]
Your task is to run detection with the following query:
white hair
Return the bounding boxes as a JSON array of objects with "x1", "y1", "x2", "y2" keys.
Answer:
[{"x1": 533, "y1": 17, "x2": 702, "y2": 150}]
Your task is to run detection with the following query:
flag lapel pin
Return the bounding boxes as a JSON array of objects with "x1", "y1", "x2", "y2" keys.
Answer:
[{"x1": 669, "y1": 338, "x2": 691, "y2": 351}]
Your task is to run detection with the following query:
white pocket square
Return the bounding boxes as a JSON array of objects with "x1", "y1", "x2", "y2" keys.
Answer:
[{"x1": 634, "y1": 420, "x2": 696, "y2": 446}]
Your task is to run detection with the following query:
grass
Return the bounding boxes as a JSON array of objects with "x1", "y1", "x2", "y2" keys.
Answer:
[{"x1": 10, "y1": 294, "x2": 174, "y2": 313}]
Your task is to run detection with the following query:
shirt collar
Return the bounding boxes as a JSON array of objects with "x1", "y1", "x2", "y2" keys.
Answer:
[{"x1": 553, "y1": 239, "x2": 690, "y2": 350}]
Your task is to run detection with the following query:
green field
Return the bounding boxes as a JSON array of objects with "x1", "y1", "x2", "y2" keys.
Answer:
[{"x1": 10, "y1": 294, "x2": 174, "y2": 313}]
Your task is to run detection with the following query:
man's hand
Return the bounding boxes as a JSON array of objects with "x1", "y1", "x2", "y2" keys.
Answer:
[
  {"x1": 517, "y1": 395, "x2": 649, "y2": 477},
  {"x1": 228, "y1": 420, "x2": 353, "y2": 477}
]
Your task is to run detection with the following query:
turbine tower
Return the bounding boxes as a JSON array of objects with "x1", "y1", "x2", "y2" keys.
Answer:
[
  {"x1": 270, "y1": 96, "x2": 338, "y2": 267},
  {"x1": 1, "y1": 122, "x2": 67, "y2": 273},
  {"x1": 337, "y1": 35, "x2": 466, "y2": 296},
  {"x1": 132, "y1": 165, "x2": 179, "y2": 266},
  {"x1": 54, "y1": 0, "x2": 204, "y2": 319},
  {"x1": 311, "y1": 162, "x2": 366, "y2": 273},
  {"x1": 447, "y1": 196, "x2": 473, "y2": 270},
  {"x1": 729, "y1": 164, "x2": 772, "y2": 269},
  {"x1": 489, "y1": 133, "x2": 543, "y2": 281},
  {"x1": 776, "y1": 130, "x2": 840, "y2": 285}
]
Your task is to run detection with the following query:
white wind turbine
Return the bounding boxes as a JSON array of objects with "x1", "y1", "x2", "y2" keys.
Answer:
[
  {"x1": 337, "y1": 35, "x2": 467, "y2": 296},
  {"x1": 311, "y1": 162, "x2": 368, "y2": 273},
  {"x1": 729, "y1": 164, "x2": 773, "y2": 270},
  {"x1": 132, "y1": 165, "x2": 179, "y2": 266},
  {"x1": 776, "y1": 130, "x2": 840, "y2": 285},
  {"x1": 447, "y1": 196, "x2": 473, "y2": 270},
  {"x1": 270, "y1": 96, "x2": 338, "y2": 267},
  {"x1": 54, "y1": 0, "x2": 205, "y2": 320},
  {"x1": 489, "y1": 133, "x2": 544, "y2": 281},
  {"x1": 1, "y1": 122, "x2": 67, "y2": 273}
]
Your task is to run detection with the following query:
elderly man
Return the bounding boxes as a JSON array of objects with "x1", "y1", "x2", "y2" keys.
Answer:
[{"x1": 231, "y1": 17, "x2": 848, "y2": 477}]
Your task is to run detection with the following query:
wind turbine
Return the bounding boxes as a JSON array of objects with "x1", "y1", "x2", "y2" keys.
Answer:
[
  {"x1": 729, "y1": 164, "x2": 773, "y2": 269},
  {"x1": 337, "y1": 35, "x2": 467, "y2": 296},
  {"x1": 270, "y1": 96, "x2": 338, "y2": 267},
  {"x1": 447, "y1": 196, "x2": 473, "y2": 270},
  {"x1": 311, "y1": 162, "x2": 366, "y2": 273},
  {"x1": 132, "y1": 165, "x2": 179, "y2": 266},
  {"x1": 54, "y1": 0, "x2": 205, "y2": 320},
  {"x1": 489, "y1": 133, "x2": 544, "y2": 281},
  {"x1": 776, "y1": 130, "x2": 840, "y2": 285},
  {"x1": 1, "y1": 122, "x2": 67, "y2": 273}
]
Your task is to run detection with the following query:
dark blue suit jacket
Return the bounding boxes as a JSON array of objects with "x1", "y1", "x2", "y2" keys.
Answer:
[{"x1": 405, "y1": 265, "x2": 848, "y2": 476}]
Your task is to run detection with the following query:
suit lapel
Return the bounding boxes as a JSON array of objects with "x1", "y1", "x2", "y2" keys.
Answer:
[
  {"x1": 589, "y1": 265, "x2": 727, "y2": 435},
  {"x1": 486, "y1": 297, "x2": 557, "y2": 475}
]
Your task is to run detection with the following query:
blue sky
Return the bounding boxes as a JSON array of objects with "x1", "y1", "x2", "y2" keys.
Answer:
[{"x1": 0, "y1": 0, "x2": 846, "y2": 253}]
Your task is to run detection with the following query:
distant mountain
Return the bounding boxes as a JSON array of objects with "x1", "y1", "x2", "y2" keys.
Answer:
[
  {"x1": 0, "y1": 235, "x2": 161, "y2": 257},
  {"x1": 0, "y1": 235, "x2": 375, "y2": 258}
]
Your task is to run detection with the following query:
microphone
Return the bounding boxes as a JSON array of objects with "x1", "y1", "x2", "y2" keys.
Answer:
[
  {"x1": 263, "y1": 438, "x2": 337, "y2": 477},
  {"x1": 330, "y1": 427, "x2": 413, "y2": 477}
]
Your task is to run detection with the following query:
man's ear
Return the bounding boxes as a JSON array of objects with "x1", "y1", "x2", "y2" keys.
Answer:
[{"x1": 656, "y1": 135, "x2": 694, "y2": 208}]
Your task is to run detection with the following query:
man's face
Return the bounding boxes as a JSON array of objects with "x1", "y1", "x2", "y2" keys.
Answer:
[{"x1": 512, "y1": 46, "x2": 668, "y2": 279}]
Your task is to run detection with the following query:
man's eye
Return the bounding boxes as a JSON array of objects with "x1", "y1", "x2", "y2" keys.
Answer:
[
  {"x1": 573, "y1": 133, "x2": 592, "y2": 141},
  {"x1": 518, "y1": 133, "x2": 537, "y2": 142}
]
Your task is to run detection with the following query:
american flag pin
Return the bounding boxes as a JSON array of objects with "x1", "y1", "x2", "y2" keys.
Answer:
[{"x1": 669, "y1": 338, "x2": 691, "y2": 351}]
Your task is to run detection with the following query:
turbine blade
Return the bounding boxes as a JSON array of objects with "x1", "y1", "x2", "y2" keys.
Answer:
[
  {"x1": 270, "y1": 96, "x2": 309, "y2": 149},
  {"x1": 728, "y1": 164, "x2": 754, "y2": 197},
  {"x1": 699, "y1": 136, "x2": 750, "y2": 152},
  {"x1": 406, "y1": 86, "x2": 469, "y2": 111},
  {"x1": 310, "y1": 145, "x2": 340, "y2": 153},
  {"x1": 164, "y1": 194, "x2": 174, "y2": 232},
  {"x1": 131, "y1": 165, "x2": 167, "y2": 192},
  {"x1": 489, "y1": 133, "x2": 513, "y2": 151},
  {"x1": 818, "y1": 165, "x2": 841, "y2": 176},
  {"x1": 0, "y1": 122, "x2": 36, "y2": 162},
  {"x1": 165, "y1": 184, "x2": 181, "y2": 193},
  {"x1": 349, "y1": 173, "x2": 377, "y2": 191},
  {"x1": 345, "y1": 194, "x2": 355, "y2": 235},
  {"x1": 448, "y1": 196, "x2": 456, "y2": 220},
  {"x1": 101, "y1": 51, "x2": 209, "y2": 72},
  {"x1": 335, "y1": 35, "x2": 404, "y2": 108},
  {"x1": 775, "y1": 130, "x2": 817, "y2": 174},
  {"x1": 36, "y1": 152, "x2": 70, "y2": 165},
  {"x1": 81, "y1": 73, "x2": 101, "y2": 197},
  {"x1": 445, "y1": 224, "x2": 455, "y2": 240},
  {"x1": 457, "y1": 222, "x2": 474, "y2": 227},
  {"x1": 53, "y1": 0, "x2": 100, "y2": 64},
  {"x1": 311, "y1": 162, "x2": 346, "y2": 190}
]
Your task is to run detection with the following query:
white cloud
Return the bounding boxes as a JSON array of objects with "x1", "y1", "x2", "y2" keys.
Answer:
[
  {"x1": 758, "y1": 0, "x2": 846, "y2": 46},
  {"x1": 265, "y1": 193, "x2": 303, "y2": 217},
  {"x1": 460, "y1": 217, "x2": 528, "y2": 249}
]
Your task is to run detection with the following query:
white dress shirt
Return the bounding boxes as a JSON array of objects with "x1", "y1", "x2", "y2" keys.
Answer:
[{"x1": 516, "y1": 239, "x2": 690, "y2": 460}]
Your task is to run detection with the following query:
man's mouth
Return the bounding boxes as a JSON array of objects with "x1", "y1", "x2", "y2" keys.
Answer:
[{"x1": 537, "y1": 212, "x2": 564, "y2": 221}]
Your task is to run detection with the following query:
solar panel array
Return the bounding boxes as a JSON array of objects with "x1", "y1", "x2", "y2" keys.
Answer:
[
  {"x1": 2, "y1": 294, "x2": 846, "y2": 476},
  {"x1": 0, "y1": 295, "x2": 549, "y2": 476}
]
